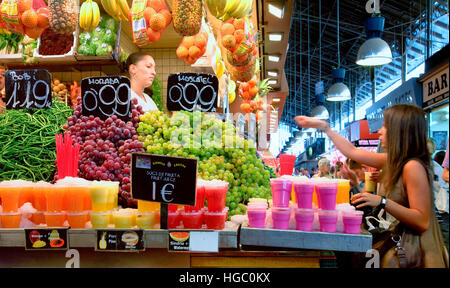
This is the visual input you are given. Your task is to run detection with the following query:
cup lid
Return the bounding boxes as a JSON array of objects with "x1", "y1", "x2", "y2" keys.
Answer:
[
  {"x1": 66, "y1": 211, "x2": 89, "y2": 216},
  {"x1": 90, "y1": 211, "x2": 111, "y2": 216}
]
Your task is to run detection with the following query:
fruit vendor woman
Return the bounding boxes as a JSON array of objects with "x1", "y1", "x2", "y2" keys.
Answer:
[{"x1": 126, "y1": 52, "x2": 159, "y2": 112}]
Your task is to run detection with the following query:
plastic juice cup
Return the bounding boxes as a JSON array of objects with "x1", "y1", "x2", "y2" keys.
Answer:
[
  {"x1": 316, "y1": 182, "x2": 338, "y2": 210},
  {"x1": 294, "y1": 181, "x2": 315, "y2": 209},
  {"x1": 90, "y1": 184, "x2": 109, "y2": 213},
  {"x1": 105, "y1": 182, "x2": 119, "y2": 211},
  {"x1": 138, "y1": 200, "x2": 160, "y2": 213},
  {"x1": 271, "y1": 207, "x2": 291, "y2": 230},
  {"x1": 66, "y1": 185, "x2": 89, "y2": 213},
  {"x1": 181, "y1": 210, "x2": 203, "y2": 229},
  {"x1": 136, "y1": 213, "x2": 156, "y2": 229},
  {"x1": 270, "y1": 178, "x2": 292, "y2": 208},
  {"x1": 247, "y1": 208, "x2": 267, "y2": 228},
  {"x1": 168, "y1": 204, "x2": 179, "y2": 213},
  {"x1": 18, "y1": 183, "x2": 34, "y2": 207},
  {"x1": 113, "y1": 211, "x2": 134, "y2": 229},
  {"x1": 90, "y1": 212, "x2": 111, "y2": 228},
  {"x1": 204, "y1": 207, "x2": 228, "y2": 230},
  {"x1": 365, "y1": 172, "x2": 376, "y2": 192},
  {"x1": 294, "y1": 208, "x2": 315, "y2": 231},
  {"x1": 33, "y1": 182, "x2": 51, "y2": 211},
  {"x1": 46, "y1": 184, "x2": 65, "y2": 212},
  {"x1": 31, "y1": 211, "x2": 45, "y2": 225},
  {"x1": 83, "y1": 188, "x2": 92, "y2": 211},
  {"x1": 247, "y1": 202, "x2": 268, "y2": 209},
  {"x1": 0, "y1": 184, "x2": 22, "y2": 212},
  {"x1": 0, "y1": 212, "x2": 22, "y2": 228},
  {"x1": 168, "y1": 211, "x2": 180, "y2": 229},
  {"x1": 185, "y1": 185, "x2": 206, "y2": 213},
  {"x1": 319, "y1": 210, "x2": 338, "y2": 233},
  {"x1": 343, "y1": 210, "x2": 364, "y2": 234},
  {"x1": 67, "y1": 212, "x2": 88, "y2": 229},
  {"x1": 205, "y1": 183, "x2": 228, "y2": 212},
  {"x1": 45, "y1": 212, "x2": 66, "y2": 227},
  {"x1": 336, "y1": 180, "x2": 350, "y2": 204}
]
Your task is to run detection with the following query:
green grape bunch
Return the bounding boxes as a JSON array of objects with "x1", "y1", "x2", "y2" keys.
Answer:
[{"x1": 137, "y1": 111, "x2": 272, "y2": 219}]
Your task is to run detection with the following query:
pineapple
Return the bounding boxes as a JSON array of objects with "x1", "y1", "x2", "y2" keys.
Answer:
[
  {"x1": 48, "y1": 0, "x2": 78, "y2": 34},
  {"x1": 172, "y1": 0, "x2": 202, "y2": 36}
]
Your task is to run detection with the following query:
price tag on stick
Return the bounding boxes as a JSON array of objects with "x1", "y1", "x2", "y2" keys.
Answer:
[
  {"x1": 5, "y1": 69, "x2": 52, "y2": 110},
  {"x1": 81, "y1": 76, "x2": 132, "y2": 121}
]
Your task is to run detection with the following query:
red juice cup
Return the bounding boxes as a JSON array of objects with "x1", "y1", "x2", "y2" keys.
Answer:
[
  {"x1": 293, "y1": 181, "x2": 315, "y2": 209},
  {"x1": 181, "y1": 210, "x2": 204, "y2": 229},
  {"x1": 294, "y1": 208, "x2": 315, "y2": 231},
  {"x1": 316, "y1": 181, "x2": 338, "y2": 210},
  {"x1": 185, "y1": 183, "x2": 206, "y2": 213},
  {"x1": 270, "y1": 178, "x2": 292, "y2": 208},
  {"x1": 247, "y1": 208, "x2": 267, "y2": 228},
  {"x1": 343, "y1": 210, "x2": 364, "y2": 234},
  {"x1": 168, "y1": 211, "x2": 181, "y2": 229},
  {"x1": 168, "y1": 204, "x2": 179, "y2": 213},
  {"x1": 271, "y1": 207, "x2": 291, "y2": 229},
  {"x1": 205, "y1": 181, "x2": 228, "y2": 212},
  {"x1": 319, "y1": 210, "x2": 338, "y2": 233},
  {"x1": 204, "y1": 207, "x2": 228, "y2": 230}
]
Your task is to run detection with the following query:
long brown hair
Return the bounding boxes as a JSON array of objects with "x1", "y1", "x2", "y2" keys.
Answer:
[{"x1": 382, "y1": 104, "x2": 430, "y2": 192}]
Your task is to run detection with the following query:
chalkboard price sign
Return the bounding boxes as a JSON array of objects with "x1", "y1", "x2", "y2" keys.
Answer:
[
  {"x1": 167, "y1": 73, "x2": 218, "y2": 112},
  {"x1": 5, "y1": 69, "x2": 52, "y2": 109},
  {"x1": 131, "y1": 153, "x2": 198, "y2": 206},
  {"x1": 81, "y1": 76, "x2": 132, "y2": 121}
]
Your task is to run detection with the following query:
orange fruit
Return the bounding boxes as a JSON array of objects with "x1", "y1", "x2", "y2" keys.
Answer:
[
  {"x1": 182, "y1": 36, "x2": 195, "y2": 48},
  {"x1": 234, "y1": 29, "x2": 245, "y2": 43},
  {"x1": 185, "y1": 57, "x2": 197, "y2": 65},
  {"x1": 241, "y1": 82, "x2": 249, "y2": 91},
  {"x1": 176, "y1": 45, "x2": 189, "y2": 59},
  {"x1": 234, "y1": 18, "x2": 245, "y2": 30},
  {"x1": 248, "y1": 78, "x2": 257, "y2": 87},
  {"x1": 37, "y1": 13, "x2": 50, "y2": 29},
  {"x1": 149, "y1": 0, "x2": 164, "y2": 12},
  {"x1": 21, "y1": 9, "x2": 38, "y2": 28},
  {"x1": 18, "y1": 0, "x2": 32, "y2": 14},
  {"x1": 249, "y1": 86, "x2": 258, "y2": 97},
  {"x1": 222, "y1": 35, "x2": 236, "y2": 49},
  {"x1": 147, "y1": 28, "x2": 161, "y2": 42},
  {"x1": 221, "y1": 23, "x2": 235, "y2": 36},
  {"x1": 160, "y1": 9, "x2": 172, "y2": 27},
  {"x1": 144, "y1": 7, "x2": 156, "y2": 24},
  {"x1": 194, "y1": 34, "x2": 207, "y2": 49},
  {"x1": 188, "y1": 46, "x2": 202, "y2": 58},
  {"x1": 149, "y1": 13, "x2": 166, "y2": 32},
  {"x1": 242, "y1": 91, "x2": 250, "y2": 100},
  {"x1": 240, "y1": 102, "x2": 251, "y2": 112},
  {"x1": 25, "y1": 26, "x2": 44, "y2": 39}
]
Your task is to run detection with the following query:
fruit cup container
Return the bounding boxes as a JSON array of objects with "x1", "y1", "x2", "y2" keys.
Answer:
[
  {"x1": 31, "y1": 211, "x2": 46, "y2": 226},
  {"x1": 294, "y1": 181, "x2": 315, "y2": 209},
  {"x1": 271, "y1": 178, "x2": 293, "y2": 208},
  {"x1": 271, "y1": 207, "x2": 291, "y2": 230},
  {"x1": 136, "y1": 213, "x2": 156, "y2": 230},
  {"x1": 181, "y1": 210, "x2": 204, "y2": 229},
  {"x1": 90, "y1": 211, "x2": 111, "y2": 229},
  {"x1": 66, "y1": 211, "x2": 89, "y2": 229},
  {"x1": 319, "y1": 210, "x2": 338, "y2": 233},
  {"x1": 204, "y1": 207, "x2": 229, "y2": 230},
  {"x1": 184, "y1": 184, "x2": 206, "y2": 213},
  {"x1": 44, "y1": 212, "x2": 66, "y2": 227},
  {"x1": 90, "y1": 182, "x2": 110, "y2": 213},
  {"x1": 168, "y1": 211, "x2": 181, "y2": 229},
  {"x1": 342, "y1": 210, "x2": 364, "y2": 234},
  {"x1": 113, "y1": 210, "x2": 135, "y2": 229},
  {"x1": 0, "y1": 212, "x2": 22, "y2": 228},
  {"x1": 315, "y1": 182, "x2": 338, "y2": 210},
  {"x1": 294, "y1": 208, "x2": 316, "y2": 231},
  {"x1": 205, "y1": 181, "x2": 228, "y2": 212},
  {"x1": 247, "y1": 208, "x2": 267, "y2": 228},
  {"x1": 0, "y1": 183, "x2": 22, "y2": 213},
  {"x1": 46, "y1": 184, "x2": 66, "y2": 213}
]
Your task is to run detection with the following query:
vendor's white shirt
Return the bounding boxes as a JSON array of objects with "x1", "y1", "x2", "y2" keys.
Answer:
[{"x1": 131, "y1": 90, "x2": 159, "y2": 112}]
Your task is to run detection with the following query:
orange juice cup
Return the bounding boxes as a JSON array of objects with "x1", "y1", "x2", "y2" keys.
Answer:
[
  {"x1": 18, "y1": 182, "x2": 34, "y2": 207},
  {"x1": 67, "y1": 212, "x2": 88, "y2": 229},
  {"x1": 138, "y1": 200, "x2": 160, "y2": 213},
  {"x1": 44, "y1": 212, "x2": 66, "y2": 227},
  {"x1": 33, "y1": 182, "x2": 51, "y2": 211},
  {"x1": 336, "y1": 180, "x2": 350, "y2": 204},
  {"x1": 0, "y1": 212, "x2": 22, "y2": 228},
  {"x1": 46, "y1": 184, "x2": 66, "y2": 212},
  {"x1": 31, "y1": 211, "x2": 46, "y2": 225},
  {"x1": 0, "y1": 183, "x2": 22, "y2": 212},
  {"x1": 66, "y1": 185, "x2": 89, "y2": 213}
]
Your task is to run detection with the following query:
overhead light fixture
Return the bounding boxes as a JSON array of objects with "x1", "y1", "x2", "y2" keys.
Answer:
[
  {"x1": 327, "y1": 69, "x2": 351, "y2": 102},
  {"x1": 267, "y1": 70, "x2": 279, "y2": 77},
  {"x1": 268, "y1": 80, "x2": 278, "y2": 85},
  {"x1": 356, "y1": 16, "x2": 392, "y2": 66},
  {"x1": 268, "y1": 3, "x2": 284, "y2": 19},
  {"x1": 268, "y1": 55, "x2": 280, "y2": 62},
  {"x1": 311, "y1": 105, "x2": 330, "y2": 120},
  {"x1": 268, "y1": 32, "x2": 283, "y2": 42}
]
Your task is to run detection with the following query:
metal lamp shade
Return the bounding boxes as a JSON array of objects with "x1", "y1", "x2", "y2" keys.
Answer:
[
  {"x1": 326, "y1": 82, "x2": 351, "y2": 102},
  {"x1": 356, "y1": 37, "x2": 393, "y2": 66},
  {"x1": 311, "y1": 105, "x2": 329, "y2": 120}
]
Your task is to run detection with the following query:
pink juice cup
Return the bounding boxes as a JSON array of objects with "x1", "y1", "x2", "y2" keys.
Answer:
[
  {"x1": 294, "y1": 208, "x2": 315, "y2": 231},
  {"x1": 271, "y1": 178, "x2": 292, "y2": 208},
  {"x1": 185, "y1": 184, "x2": 206, "y2": 213},
  {"x1": 343, "y1": 210, "x2": 364, "y2": 234},
  {"x1": 294, "y1": 181, "x2": 315, "y2": 209},
  {"x1": 319, "y1": 210, "x2": 338, "y2": 233},
  {"x1": 271, "y1": 207, "x2": 291, "y2": 230},
  {"x1": 316, "y1": 182, "x2": 338, "y2": 210},
  {"x1": 205, "y1": 181, "x2": 228, "y2": 212},
  {"x1": 247, "y1": 208, "x2": 267, "y2": 228}
]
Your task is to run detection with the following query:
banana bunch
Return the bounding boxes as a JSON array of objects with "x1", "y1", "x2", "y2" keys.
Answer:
[
  {"x1": 206, "y1": 0, "x2": 252, "y2": 21},
  {"x1": 101, "y1": 0, "x2": 130, "y2": 22},
  {"x1": 79, "y1": 0, "x2": 101, "y2": 31}
]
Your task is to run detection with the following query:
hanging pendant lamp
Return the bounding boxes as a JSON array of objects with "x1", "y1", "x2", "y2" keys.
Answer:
[{"x1": 356, "y1": 16, "x2": 393, "y2": 66}]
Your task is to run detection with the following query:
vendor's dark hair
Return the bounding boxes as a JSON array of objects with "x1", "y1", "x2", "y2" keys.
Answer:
[{"x1": 125, "y1": 52, "x2": 151, "y2": 72}]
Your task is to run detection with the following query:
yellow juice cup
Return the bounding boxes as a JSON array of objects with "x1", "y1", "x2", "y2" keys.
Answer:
[
  {"x1": 90, "y1": 182, "x2": 109, "y2": 213},
  {"x1": 113, "y1": 210, "x2": 135, "y2": 228},
  {"x1": 138, "y1": 200, "x2": 160, "y2": 213},
  {"x1": 90, "y1": 212, "x2": 111, "y2": 228},
  {"x1": 136, "y1": 213, "x2": 156, "y2": 229},
  {"x1": 106, "y1": 182, "x2": 119, "y2": 211}
]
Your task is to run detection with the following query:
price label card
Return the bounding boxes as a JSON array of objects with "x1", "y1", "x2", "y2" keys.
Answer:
[
  {"x1": 167, "y1": 73, "x2": 218, "y2": 112},
  {"x1": 131, "y1": 153, "x2": 198, "y2": 206},
  {"x1": 81, "y1": 76, "x2": 132, "y2": 121},
  {"x1": 95, "y1": 229, "x2": 145, "y2": 252},
  {"x1": 5, "y1": 69, "x2": 52, "y2": 109},
  {"x1": 25, "y1": 228, "x2": 69, "y2": 251},
  {"x1": 168, "y1": 230, "x2": 219, "y2": 253}
]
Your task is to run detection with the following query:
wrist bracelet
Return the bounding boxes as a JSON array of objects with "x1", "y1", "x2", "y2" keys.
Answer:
[{"x1": 379, "y1": 196, "x2": 387, "y2": 209}]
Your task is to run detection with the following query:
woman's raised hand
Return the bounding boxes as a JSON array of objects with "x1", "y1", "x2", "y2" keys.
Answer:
[{"x1": 294, "y1": 116, "x2": 330, "y2": 132}]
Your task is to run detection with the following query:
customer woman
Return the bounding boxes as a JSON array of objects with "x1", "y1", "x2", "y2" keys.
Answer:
[
  {"x1": 125, "y1": 52, "x2": 159, "y2": 112},
  {"x1": 295, "y1": 104, "x2": 448, "y2": 268}
]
